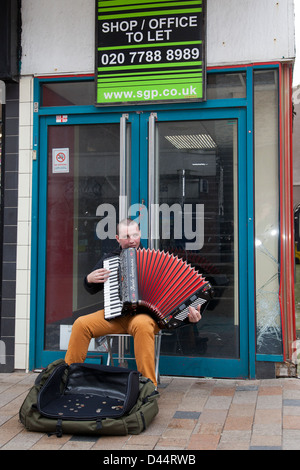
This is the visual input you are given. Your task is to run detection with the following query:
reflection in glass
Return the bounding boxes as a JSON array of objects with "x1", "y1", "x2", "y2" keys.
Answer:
[
  {"x1": 40, "y1": 74, "x2": 247, "y2": 107},
  {"x1": 45, "y1": 124, "x2": 121, "y2": 350},
  {"x1": 41, "y1": 81, "x2": 95, "y2": 107},
  {"x1": 207, "y1": 73, "x2": 246, "y2": 100},
  {"x1": 254, "y1": 70, "x2": 282, "y2": 354},
  {"x1": 154, "y1": 120, "x2": 239, "y2": 359}
]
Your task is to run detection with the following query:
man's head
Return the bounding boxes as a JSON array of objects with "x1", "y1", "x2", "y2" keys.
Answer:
[{"x1": 116, "y1": 218, "x2": 141, "y2": 249}]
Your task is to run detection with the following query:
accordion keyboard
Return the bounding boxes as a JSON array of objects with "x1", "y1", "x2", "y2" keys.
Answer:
[{"x1": 103, "y1": 256, "x2": 123, "y2": 319}]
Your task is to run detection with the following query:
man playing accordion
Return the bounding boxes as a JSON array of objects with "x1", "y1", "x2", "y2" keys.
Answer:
[{"x1": 65, "y1": 218, "x2": 202, "y2": 386}]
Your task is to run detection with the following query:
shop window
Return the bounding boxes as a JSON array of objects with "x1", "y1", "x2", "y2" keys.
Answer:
[
  {"x1": 40, "y1": 73, "x2": 247, "y2": 107},
  {"x1": 44, "y1": 123, "x2": 121, "y2": 349},
  {"x1": 41, "y1": 80, "x2": 95, "y2": 107},
  {"x1": 254, "y1": 69, "x2": 282, "y2": 355},
  {"x1": 207, "y1": 72, "x2": 246, "y2": 99}
]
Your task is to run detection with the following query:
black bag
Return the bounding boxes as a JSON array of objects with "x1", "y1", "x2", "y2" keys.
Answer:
[{"x1": 19, "y1": 360, "x2": 159, "y2": 436}]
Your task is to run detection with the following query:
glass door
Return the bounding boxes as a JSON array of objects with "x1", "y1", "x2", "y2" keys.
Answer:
[
  {"x1": 34, "y1": 112, "x2": 140, "y2": 365},
  {"x1": 137, "y1": 108, "x2": 248, "y2": 378},
  {"x1": 33, "y1": 107, "x2": 248, "y2": 379}
]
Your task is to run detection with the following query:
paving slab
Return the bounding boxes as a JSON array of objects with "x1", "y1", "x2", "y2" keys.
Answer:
[{"x1": 1, "y1": 370, "x2": 300, "y2": 451}]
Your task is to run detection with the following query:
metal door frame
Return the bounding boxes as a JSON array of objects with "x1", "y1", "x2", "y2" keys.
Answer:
[
  {"x1": 138, "y1": 107, "x2": 249, "y2": 378},
  {"x1": 30, "y1": 112, "x2": 141, "y2": 367},
  {"x1": 29, "y1": 70, "x2": 256, "y2": 378}
]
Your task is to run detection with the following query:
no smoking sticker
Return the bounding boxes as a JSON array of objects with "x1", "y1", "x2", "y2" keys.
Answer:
[{"x1": 52, "y1": 148, "x2": 69, "y2": 173}]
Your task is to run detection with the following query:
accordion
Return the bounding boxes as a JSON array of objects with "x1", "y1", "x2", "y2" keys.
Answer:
[{"x1": 104, "y1": 248, "x2": 214, "y2": 329}]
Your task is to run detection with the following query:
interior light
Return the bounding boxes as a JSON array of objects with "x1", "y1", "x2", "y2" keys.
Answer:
[{"x1": 165, "y1": 134, "x2": 217, "y2": 149}]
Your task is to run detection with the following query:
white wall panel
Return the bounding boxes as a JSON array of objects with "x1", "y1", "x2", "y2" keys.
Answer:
[
  {"x1": 20, "y1": 0, "x2": 295, "y2": 75},
  {"x1": 21, "y1": 0, "x2": 95, "y2": 75},
  {"x1": 207, "y1": 0, "x2": 295, "y2": 66}
]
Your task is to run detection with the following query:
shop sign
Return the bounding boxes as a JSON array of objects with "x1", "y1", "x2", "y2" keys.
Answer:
[
  {"x1": 52, "y1": 148, "x2": 69, "y2": 174},
  {"x1": 95, "y1": 0, "x2": 206, "y2": 105}
]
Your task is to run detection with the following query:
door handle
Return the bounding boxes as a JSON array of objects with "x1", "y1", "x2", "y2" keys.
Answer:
[
  {"x1": 119, "y1": 113, "x2": 129, "y2": 221},
  {"x1": 148, "y1": 112, "x2": 158, "y2": 249}
]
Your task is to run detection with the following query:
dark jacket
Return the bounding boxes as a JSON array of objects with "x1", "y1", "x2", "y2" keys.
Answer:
[
  {"x1": 83, "y1": 243, "x2": 143, "y2": 296},
  {"x1": 83, "y1": 245, "x2": 122, "y2": 296}
]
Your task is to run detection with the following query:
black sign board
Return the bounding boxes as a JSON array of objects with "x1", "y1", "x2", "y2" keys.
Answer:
[{"x1": 95, "y1": 0, "x2": 206, "y2": 105}]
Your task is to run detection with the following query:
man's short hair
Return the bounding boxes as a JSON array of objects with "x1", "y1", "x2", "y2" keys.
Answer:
[{"x1": 116, "y1": 218, "x2": 139, "y2": 236}]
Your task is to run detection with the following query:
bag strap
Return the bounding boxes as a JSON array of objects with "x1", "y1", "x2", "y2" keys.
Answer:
[
  {"x1": 47, "y1": 418, "x2": 63, "y2": 438},
  {"x1": 96, "y1": 418, "x2": 103, "y2": 430},
  {"x1": 142, "y1": 389, "x2": 159, "y2": 404},
  {"x1": 56, "y1": 419, "x2": 63, "y2": 438}
]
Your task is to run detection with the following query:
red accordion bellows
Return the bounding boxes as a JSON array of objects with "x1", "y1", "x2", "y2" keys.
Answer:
[{"x1": 136, "y1": 248, "x2": 207, "y2": 320}]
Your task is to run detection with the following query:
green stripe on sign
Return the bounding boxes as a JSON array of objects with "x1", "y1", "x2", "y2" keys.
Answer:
[
  {"x1": 98, "y1": 60, "x2": 202, "y2": 72},
  {"x1": 99, "y1": 1, "x2": 201, "y2": 13},
  {"x1": 97, "y1": 77, "x2": 202, "y2": 88},
  {"x1": 98, "y1": 67, "x2": 201, "y2": 78},
  {"x1": 98, "y1": 41, "x2": 202, "y2": 51},
  {"x1": 97, "y1": 72, "x2": 202, "y2": 83},
  {"x1": 98, "y1": 8, "x2": 202, "y2": 20},
  {"x1": 98, "y1": 0, "x2": 201, "y2": 8}
]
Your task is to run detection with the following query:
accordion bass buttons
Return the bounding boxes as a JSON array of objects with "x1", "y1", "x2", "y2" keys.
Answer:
[{"x1": 203, "y1": 282, "x2": 214, "y2": 299}]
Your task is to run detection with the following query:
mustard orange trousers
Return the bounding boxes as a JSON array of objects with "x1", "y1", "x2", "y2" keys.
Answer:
[{"x1": 65, "y1": 310, "x2": 160, "y2": 386}]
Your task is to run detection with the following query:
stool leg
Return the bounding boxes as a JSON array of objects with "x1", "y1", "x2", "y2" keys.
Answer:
[
  {"x1": 106, "y1": 337, "x2": 114, "y2": 366},
  {"x1": 155, "y1": 333, "x2": 162, "y2": 385}
]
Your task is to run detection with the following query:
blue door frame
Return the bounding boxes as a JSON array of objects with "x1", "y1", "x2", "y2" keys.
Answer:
[
  {"x1": 139, "y1": 108, "x2": 249, "y2": 379},
  {"x1": 31, "y1": 111, "x2": 141, "y2": 368},
  {"x1": 30, "y1": 73, "x2": 257, "y2": 379}
]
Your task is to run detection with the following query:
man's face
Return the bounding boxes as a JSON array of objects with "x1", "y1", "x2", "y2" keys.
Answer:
[{"x1": 116, "y1": 223, "x2": 141, "y2": 249}]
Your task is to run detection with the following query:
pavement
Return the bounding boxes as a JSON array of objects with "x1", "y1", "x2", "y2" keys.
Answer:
[{"x1": 1, "y1": 370, "x2": 300, "y2": 451}]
